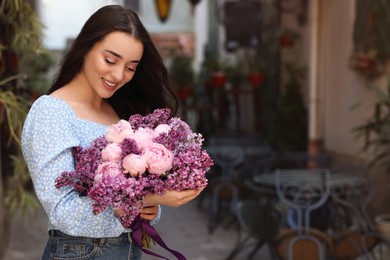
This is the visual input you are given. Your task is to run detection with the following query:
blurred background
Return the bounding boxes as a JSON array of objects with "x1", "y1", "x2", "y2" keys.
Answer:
[{"x1": 1, "y1": 0, "x2": 390, "y2": 259}]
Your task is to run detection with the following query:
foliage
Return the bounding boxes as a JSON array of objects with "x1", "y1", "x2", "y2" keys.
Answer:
[
  {"x1": 0, "y1": 77, "x2": 40, "y2": 216},
  {"x1": 267, "y1": 63, "x2": 308, "y2": 154},
  {"x1": 223, "y1": 54, "x2": 246, "y2": 87},
  {"x1": 242, "y1": 49, "x2": 265, "y2": 73},
  {"x1": 0, "y1": 76, "x2": 29, "y2": 145},
  {"x1": 0, "y1": 0, "x2": 51, "y2": 217},
  {"x1": 202, "y1": 55, "x2": 225, "y2": 74},
  {"x1": 224, "y1": 64, "x2": 244, "y2": 87},
  {"x1": 353, "y1": 78, "x2": 390, "y2": 173},
  {"x1": 1, "y1": 0, "x2": 54, "y2": 95},
  {"x1": 350, "y1": 0, "x2": 390, "y2": 80},
  {"x1": 168, "y1": 53, "x2": 194, "y2": 90}
]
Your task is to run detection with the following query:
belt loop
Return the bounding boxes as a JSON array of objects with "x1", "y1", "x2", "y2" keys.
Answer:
[{"x1": 98, "y1": 238, "x2": 105, "y2": 247}]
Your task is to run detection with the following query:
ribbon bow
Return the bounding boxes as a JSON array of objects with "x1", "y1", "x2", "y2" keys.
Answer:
[{"x1": 131, "y1": 216, "x2": 186, "y2": 260}]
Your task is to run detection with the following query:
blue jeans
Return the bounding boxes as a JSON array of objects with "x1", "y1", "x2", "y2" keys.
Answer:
[{"x1": 41, "y1": 230, "x2": 142, "y2": 260}]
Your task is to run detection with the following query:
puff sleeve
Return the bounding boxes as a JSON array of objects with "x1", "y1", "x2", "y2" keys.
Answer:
[{"x1": 21, "y1": 96, "x2": 125, "y2": 237}]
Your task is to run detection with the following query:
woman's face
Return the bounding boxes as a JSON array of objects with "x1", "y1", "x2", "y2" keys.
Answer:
[{"x1": 81, "y1": 31, "x2": 144, "y2": 99}]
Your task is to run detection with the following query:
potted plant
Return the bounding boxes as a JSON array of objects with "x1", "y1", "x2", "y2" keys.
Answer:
[
  {"x1": 278, "y1": 28, "x2": 299, "y2": 49},
  {"x1": 267, "y1": 63, "x2": 308, "y2": 154},
  {"x1": 375, "y1": 214, "x2": 390, "y2": 242},
  {"x1": 204, "y1": 56, "x2": 226, "y2": 89},
  {"x1": 168, "y1": 52, "x2": 195, "y2": 101},
  {"x1": 350, "y1": 1, "x2": 390, "y2": 81},
  {"x1": 224, "y1": 64, "x2": 244, "y2": 94},
  {"x1": 0, "y1": 79, "x2": 38, "y2": 214},
  {"x1": 1, "y1": 0, "x2": 50, "y2": 257},
  {"x1": 0, "y1": 76, "x2": 40, "y2": 259},
  {"x1": 247, "y1": 71, "x2": 265, "y2": 88},
  {"x1": 353, "y1": 79, "x2": 390, "y2": 174},
  {"x1": 243, "y1": 51, "x2": 265, "y2": 88}
]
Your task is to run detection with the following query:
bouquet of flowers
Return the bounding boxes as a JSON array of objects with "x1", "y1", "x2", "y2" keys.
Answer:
[{"x1": 55, "y1": 108, "x2": 213, "y2": 258}]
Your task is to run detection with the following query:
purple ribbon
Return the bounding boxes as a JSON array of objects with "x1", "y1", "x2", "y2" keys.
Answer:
[{"x1": 131, "y1": 216, "x2": 186, "y2": 260}]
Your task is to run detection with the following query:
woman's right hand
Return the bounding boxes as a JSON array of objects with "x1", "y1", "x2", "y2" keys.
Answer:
[{"x1": 144, "y1": 188, "x2": 204, "y2": 208}]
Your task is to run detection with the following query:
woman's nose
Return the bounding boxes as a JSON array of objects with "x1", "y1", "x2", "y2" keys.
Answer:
[{"x1": 110, "y1": 67, "x2": 125, "y2": 81}]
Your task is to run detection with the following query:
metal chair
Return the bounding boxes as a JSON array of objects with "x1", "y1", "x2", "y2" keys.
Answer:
[
  {"x1": 226, "y1": 199, "x2": 281, "y2": 260},
  {"x1": 330, "y1": 166, "x2": 390, "y2": 260},
  {"x1": 206, "y1": 146, "x2": 245, "y2": 234},
  {"x1": 273, "y1": 168, "x2": 332, "y2": 260}
]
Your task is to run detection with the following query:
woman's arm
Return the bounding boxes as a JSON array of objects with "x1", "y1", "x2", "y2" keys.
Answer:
[
  {"x1": 143, "y1": 188, "x2": 204, "y2": 208},
  {"x1": 22, "y1": 97, "x2": 124, "y2": 237}
]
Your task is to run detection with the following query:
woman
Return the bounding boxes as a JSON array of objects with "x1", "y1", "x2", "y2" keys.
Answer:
[{"x1": 21, "y1": 5, "x2": 202, "y2": 260}]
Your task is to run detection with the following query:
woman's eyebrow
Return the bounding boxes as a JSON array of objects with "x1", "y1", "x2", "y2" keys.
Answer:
[{"x1": 104, "y1": 49, "x2": 140, "y2": 63}]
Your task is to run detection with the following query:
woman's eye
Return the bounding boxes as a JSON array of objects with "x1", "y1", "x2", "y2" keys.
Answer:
[
  {"x1": 126, "y1": 66, "x2": 135, "y2": 72},
  {"x1": 105, "y1": 58, "x2": 115, "y2": 64}
]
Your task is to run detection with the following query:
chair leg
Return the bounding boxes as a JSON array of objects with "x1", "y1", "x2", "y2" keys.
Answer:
[
  {"x1": 248, "y1": 241, "x2": 265, "y2": 259},
  {"x1": 209, "y1": 182, "x2": 239, "y2": 234},
  {"x1": 208, "y1": 193, "x2": 218, "y2": 234},
  {"x1": 225, "y1": 232, "x2": 252, "y2": 260}
]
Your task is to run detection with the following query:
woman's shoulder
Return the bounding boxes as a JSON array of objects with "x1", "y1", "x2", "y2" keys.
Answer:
[
  {"x1": 27, "y1": 95, "x2": 76, "y2": 124},
  {"x1": 31, "y1": 95, "x2": 74, "y2": 115}
]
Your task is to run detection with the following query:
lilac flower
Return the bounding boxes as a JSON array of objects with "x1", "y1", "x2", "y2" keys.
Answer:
[{"x1": 55, "y1": 108, "x2": 214, "y2": 228}]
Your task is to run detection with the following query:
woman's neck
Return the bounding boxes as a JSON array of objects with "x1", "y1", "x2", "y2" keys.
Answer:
[{"x1": 57, "y1": 74, "x2": 104, "y2": 110}]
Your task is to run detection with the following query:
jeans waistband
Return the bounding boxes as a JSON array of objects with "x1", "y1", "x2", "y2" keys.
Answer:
[{"x1": 48, "y1": 230, "x2": 132, "y2": 246}]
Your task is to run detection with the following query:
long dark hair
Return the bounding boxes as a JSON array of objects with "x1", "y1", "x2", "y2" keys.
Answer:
[{"x1": 48, "y1": 5, "x2": 178, "y2": 119}]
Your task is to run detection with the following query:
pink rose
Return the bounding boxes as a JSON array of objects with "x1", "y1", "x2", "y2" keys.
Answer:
[
  {"x1": 96, "y1": 162, "x2": 122, "y2": 178},
  {"x1": 101, "y1": 143, "x2": 122, "y2": 162},
  {"x1": 106, "y1": 120, "x2": 133, "y2": 143},
  {"x1": 94, "y1": 173, "x2": 103, "y2": 183},
  {"x1": 130, "y1": 127, "x2": 154, "y2": 150},
  {"x1": 143, "y1": 143, "x2": 173, "y2": 175},
  {"x1": 122, "y1": 154, "x2": 147, "y2": 177},
  {"x1": 153, "y1": 124, "x2": 171, "y2": 138}
]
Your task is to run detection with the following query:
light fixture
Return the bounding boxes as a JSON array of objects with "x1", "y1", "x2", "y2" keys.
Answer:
[
  {"x1": 188, "y1": 0, "x2": 202, "y2": 8},
  {"x1": 154, "y1": 0, "x2": 173, "y2": 22}
]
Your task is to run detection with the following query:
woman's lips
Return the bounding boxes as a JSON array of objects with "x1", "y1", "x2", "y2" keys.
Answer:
[{"x1": 102, "y1": 78, "x2": 118, "y2": 91}]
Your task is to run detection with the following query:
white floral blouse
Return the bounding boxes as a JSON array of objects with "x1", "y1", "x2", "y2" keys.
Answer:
[{"x1": 21, "y1": 95, "x2": 159, "y2": 238}]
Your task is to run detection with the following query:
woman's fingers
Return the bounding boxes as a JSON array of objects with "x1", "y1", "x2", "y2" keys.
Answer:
[
  {"x1": 140, "y1": 205, "x2": 159, "y2": 220},
  {"x1": 114, "y1": 208, "x2": 124, "y2": 217}
]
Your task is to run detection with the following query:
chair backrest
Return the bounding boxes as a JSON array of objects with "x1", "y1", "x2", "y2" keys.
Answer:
[
  {"x1": 236, "y1": 199, "x2": 281, "y2": 242},
  {"x1": 275, "y1": 168, "x2": 331, "y2": 231},
  {"x1": 274, "y1": 169, "x2": 332, "y2": 260},
  {"x1": 330, "y1": 166, "x2": 374, "y2": 231},
  {"x1": 236, "y1": 152, "x2": 277, "y2": 180},
  {"x1": 207, "y1": 146, "x2": 245, "y2": 181},
  {"x1": 330, "y1": 166, "x2": 388, "y2": 259}
]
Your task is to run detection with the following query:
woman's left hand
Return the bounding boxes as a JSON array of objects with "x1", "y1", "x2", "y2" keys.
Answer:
[{"x1": 139, "y1": 205, "x2": 159, "y2": 221}]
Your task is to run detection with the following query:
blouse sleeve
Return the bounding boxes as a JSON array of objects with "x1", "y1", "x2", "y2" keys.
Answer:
[{"x1": 21, "y1": 97, "x2": 124, "y2": 237}]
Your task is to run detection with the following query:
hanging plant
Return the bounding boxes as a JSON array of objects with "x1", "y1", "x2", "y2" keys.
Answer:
[
  {"x1": 278, "y1": 29, "x2": 299, "y2": 48},
  {"x1": 203, "y1": 55, "x2": 226, "y2": 89},
  {"x1": 350, "y1": 1, "x2": 390, "y2": 81},
  {"x1": 247, "y1": 71, "x2": 265, "y2": 88}
]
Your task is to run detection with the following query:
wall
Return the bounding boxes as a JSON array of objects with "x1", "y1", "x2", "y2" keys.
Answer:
[
  {"x1": 320, "y1": 0, "x2": 372, "y2": 162},
  {"x1": 38, "y1": 0, "x2": 194, "y2": 51},
  {"x1": 38, "y1": 0, "x2": 124, "y2": 50},
  {"x1": 319, "y1": 0, "x2": 390, "y2": 214}
]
